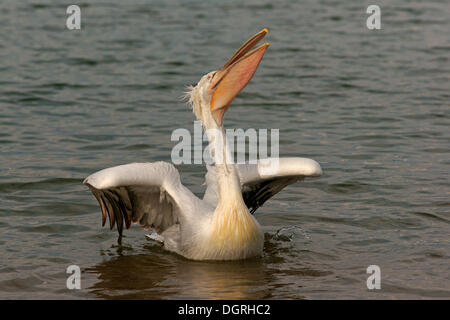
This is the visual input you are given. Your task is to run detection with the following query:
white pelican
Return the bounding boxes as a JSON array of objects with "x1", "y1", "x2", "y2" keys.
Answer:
[{"x1": 84, "y1": 29, "x2": 322, "y2": 261}]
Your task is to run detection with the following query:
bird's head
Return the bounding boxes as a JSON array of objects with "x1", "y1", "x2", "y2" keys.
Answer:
[{"x1": 187, "y1": 28, "x2": 269, "y2": 129}]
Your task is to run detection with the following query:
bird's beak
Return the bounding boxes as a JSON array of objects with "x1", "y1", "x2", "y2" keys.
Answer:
[{"x1": 208, "y1": 28, "x2": 269, "y2": 126}]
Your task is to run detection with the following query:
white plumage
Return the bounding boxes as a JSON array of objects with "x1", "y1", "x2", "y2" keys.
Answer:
[{"x1": 84, "y1": 29, "x2": 322, "y2": 260}]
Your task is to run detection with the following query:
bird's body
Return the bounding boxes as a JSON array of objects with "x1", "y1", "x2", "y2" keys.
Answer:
[{"x1": 84, "y1": 29, "x2": 322, "y2": 261}]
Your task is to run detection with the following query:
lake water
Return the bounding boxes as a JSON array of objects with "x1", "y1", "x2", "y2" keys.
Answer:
[{"x1": 0, "y1": 0, "x2": 449, "y2": 299}]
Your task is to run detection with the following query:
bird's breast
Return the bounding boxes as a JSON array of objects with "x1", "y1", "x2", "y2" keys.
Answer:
[{"x1": 187, "y1": 200, "x2": 263, "y2": 260}]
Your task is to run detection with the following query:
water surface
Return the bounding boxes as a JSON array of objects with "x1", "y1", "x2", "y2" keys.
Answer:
[{"x1": 0, "y1": 0, "x2": 449, "y2": 299}]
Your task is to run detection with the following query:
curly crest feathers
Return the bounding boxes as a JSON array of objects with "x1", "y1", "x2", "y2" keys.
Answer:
[{"x1": 183, "y1": 85, "x2": 202, "y2": 121}]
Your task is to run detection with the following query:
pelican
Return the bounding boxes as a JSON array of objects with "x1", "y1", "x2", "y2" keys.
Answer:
[{"x1": 84, "y1": 28, "x2": 322, "y2": 261}]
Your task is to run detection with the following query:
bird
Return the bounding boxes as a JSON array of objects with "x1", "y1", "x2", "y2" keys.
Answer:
[{"x1": 83, "y1": 28, "x2": 322, "y2": 261}]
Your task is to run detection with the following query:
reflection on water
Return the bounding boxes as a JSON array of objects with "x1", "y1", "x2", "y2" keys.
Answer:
[
  {"x1": 88, "y1": 246, "x2": 270, "y2": 299},
  {"x1": 86, "y1": 234, "x2": 326, "y2": 299}
]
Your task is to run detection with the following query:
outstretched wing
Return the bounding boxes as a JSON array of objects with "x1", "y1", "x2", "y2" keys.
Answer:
[
  {"x1": 83, "y1": 161, "x2": 199, "y2": 238},
  {"x1": 203, "y1": 158, "x2": 322, "y2": 214},
  {"x1": 237, "y1": 158, "x2": 322, "y2": 213}
]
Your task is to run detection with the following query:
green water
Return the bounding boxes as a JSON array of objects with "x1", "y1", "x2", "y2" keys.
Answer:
[{"x1": 0, "y1": 0, "x2": 449, "y2": 299}]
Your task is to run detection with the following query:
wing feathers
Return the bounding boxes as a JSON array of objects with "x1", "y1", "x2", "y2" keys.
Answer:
[
  {"x1": 203, "y1": 157, "x2": 322, "y2": 214},
  {"x1": 90, "y1": 189, "x2": 107, "y2": 227},
  {"x1": 84, "y1": 162, "x2": 188, "y2": 238},
  {"x1": 242, "y1": 176, "x2": 300, "y2": 213}
]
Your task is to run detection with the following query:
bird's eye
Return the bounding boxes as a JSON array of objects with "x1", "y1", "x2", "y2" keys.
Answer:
[{"x1": 207, "y1": 72, "x2": 216, "y2": 81}]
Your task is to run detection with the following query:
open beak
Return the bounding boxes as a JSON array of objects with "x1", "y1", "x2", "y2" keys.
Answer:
[{"x1": 208, "y1": 28, "x2": 269, "y2": 126}]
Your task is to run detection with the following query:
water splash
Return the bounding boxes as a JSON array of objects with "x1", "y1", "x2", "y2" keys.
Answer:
[{"x1": 274, "y1": 225, "x2": 310, "y2": 242}]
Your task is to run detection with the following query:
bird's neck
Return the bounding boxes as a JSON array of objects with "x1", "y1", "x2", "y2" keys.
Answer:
[
  {"x1": 198, "y1": 97, "x2": 249, "y2": 213},
  {"x1": 204, "y1": 125, "x2": 262, "y2": 255},
  {"x1": 206, "y1": 124, "x2": 255, "y2": 221},
  {"x1": 205, "y1": 125, "x2": 242, "y2": 202}
]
